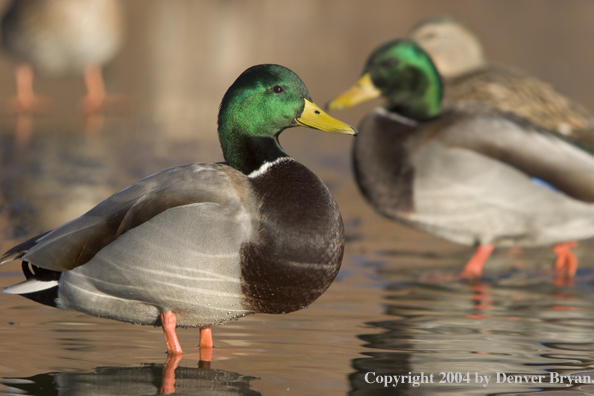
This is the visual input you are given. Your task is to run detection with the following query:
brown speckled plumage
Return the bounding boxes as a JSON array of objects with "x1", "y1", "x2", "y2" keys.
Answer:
[
  {"x1": 444, "y1": 66, "x2": 594, "y2": 141},
  {"x1": 409, "y1": 16, "x2": 594, "y2": 141}
]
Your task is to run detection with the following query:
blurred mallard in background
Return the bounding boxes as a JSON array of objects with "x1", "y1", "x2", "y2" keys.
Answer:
[
  {"x1": 327, "y1": 39, "x2": 594, "y2": 283},
  {"x1": 1, "y1": 0, "x2": 124, "y2": 114},
  {"x1": 408, "y1": 15, "x2": 594, "y2": 144}
]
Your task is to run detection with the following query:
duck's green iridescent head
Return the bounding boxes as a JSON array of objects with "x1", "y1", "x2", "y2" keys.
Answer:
[
  {"x1": 218, "y1": 64, "x2": 357, "y2": 174},
  {"x1": 327, "y1": 40, "x2": 443, "y2": 121}
]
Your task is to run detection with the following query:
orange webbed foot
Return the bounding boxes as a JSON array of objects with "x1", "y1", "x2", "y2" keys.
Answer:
[
  {"x1": 553, "y1": 241, "x2": 577, "y2": 286},
  {"x1": 10, "y1": 94, "x2": 52, "y2": 114},
  {"x1": 455, "y1": 244, "x2": 495, "y2": 280}
]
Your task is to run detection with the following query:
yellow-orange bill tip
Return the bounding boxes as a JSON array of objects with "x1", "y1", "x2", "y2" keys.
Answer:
[
  {"x1": 326, "y1": 73, "x2": 381, "y2": 111},
  {"x1": 296, "y1": 99, "x2": 357, "y2": 136}
]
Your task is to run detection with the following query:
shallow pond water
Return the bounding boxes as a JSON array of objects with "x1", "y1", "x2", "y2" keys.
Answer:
[{"x1": 2, "y1": 1, "x2": 594, "y2": 395}]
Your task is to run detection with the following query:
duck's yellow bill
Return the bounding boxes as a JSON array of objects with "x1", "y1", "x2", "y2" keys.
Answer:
[
  {"x1": 296, "y1": 99, "x2": 357, "y2": 136},
  {"x1": 326, "y1": 73, "x2": 382, "y2": 111}
]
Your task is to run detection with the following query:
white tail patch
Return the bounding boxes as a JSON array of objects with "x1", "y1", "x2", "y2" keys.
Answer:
[
  {"x1": 3, "y1": 384, "x2": 32, "y2": 394},
  {"x1": 2, "y1": 279, "x2": 58, "y2": 295}
]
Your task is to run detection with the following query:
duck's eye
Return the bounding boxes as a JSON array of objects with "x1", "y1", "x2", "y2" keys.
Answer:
[
  {"x1": 272, "y1": 85, "x2": 284, "y2": 94},
  {"x1": 383, "y1": 58, "x2": 398, "y2": 68}
]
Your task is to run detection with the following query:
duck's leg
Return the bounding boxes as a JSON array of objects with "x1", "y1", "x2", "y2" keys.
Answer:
[
  {"x1": 81, "y1": 65, "x2": 126, "y2": 114},
  {"x1": 553, "y1": 241, "x2": 577, "y2": 286},
  {"x1": 11, "y1": 63, "x2": 51, "y2": 114},
  {"x1": 456, "y1": 244, "x2": 495, "y2": 280},
  {"x1": 161, "y1": 312, "x2": 183, "y2": 355},
  {"x1": 198, "y1": 327, "x2": 213, "y2": 368},
  {"x1": 160, "y1": 353, "x2": 182, "y2": 394},
  {"x1": 81, "y1": 65, "x2": 106, "y2": 114}
]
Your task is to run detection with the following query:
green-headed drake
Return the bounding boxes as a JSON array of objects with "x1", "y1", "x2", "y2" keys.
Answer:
[
  {"x1": 327, "y1": 39, "x2": 594, "y2": 282},
  {"x1": 0, "y1": 64, "x2": 357, "y2": 360},
  {"x1": 408, "y1": 16, "x2": 594, "y2": 143}
]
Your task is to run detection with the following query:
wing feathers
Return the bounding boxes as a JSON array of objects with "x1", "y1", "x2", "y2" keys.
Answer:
[
  {"x1": 4, "y1": 163, "x2": 250, "y2": 273},
  {"x1": 0, "y1": 251, "x2": 24, "y2": 266},
  {"x1": 436, "y1": 110, "x2": 594, "y2": 202}
]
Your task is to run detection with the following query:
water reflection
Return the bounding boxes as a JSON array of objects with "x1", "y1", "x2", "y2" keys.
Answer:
[
  {"x1": 2, "y1": 362, "x2": 260, "y2": 396},
  {"x1": 349, "y1": 280, "x2": 594, "y2": 395},
  {"x1": 0, "y1": 129, "x2": 121, "y2": 241}
]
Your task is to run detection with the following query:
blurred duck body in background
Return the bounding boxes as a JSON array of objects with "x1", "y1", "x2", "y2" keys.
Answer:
[
  {"x1": 408, "y1": 15, "x2": 594, "y2": 144},
  {"x1": 1, "y1": 0, "x2": 124, "y2": 114},
  {"x1": 327, "y1": 39, "x2": 594, "y2": 284}
]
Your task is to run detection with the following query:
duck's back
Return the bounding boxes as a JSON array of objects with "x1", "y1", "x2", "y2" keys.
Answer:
[
  {"x1": 443, "y1": 65, "x2": 594, "y2": 140},
  {"x1": 1, "y1": 0, "x2": 123, "y2": 73}
]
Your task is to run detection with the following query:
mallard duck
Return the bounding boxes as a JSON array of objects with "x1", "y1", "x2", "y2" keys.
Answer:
[
  {"x1": 1, "y1": 0, "x2": 124, "y2": 113},
  {"x1": 407, "y1": 16, "x2": 594, "y2": 142},
  {"x1": 0, "y1": 64, "x2": 357, "y2": 358},
  {"x1": 327, "y1": 39, "x2": 594, "y2": 281}
]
